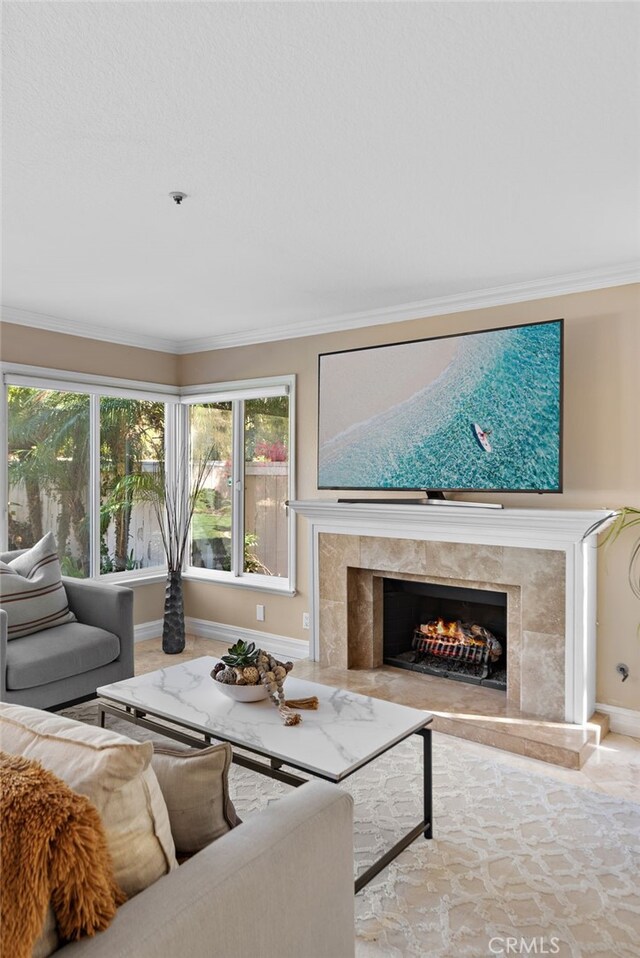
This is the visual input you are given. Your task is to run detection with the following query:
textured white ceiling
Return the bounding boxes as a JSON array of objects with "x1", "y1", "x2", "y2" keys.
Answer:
[{"x1": 2, "y1": 1, "x2": 639, "y2": 350}]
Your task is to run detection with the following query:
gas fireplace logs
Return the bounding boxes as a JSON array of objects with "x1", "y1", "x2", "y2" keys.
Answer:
[{"x1": 412, "y1": 619, "x2": 503, "y2": 672}]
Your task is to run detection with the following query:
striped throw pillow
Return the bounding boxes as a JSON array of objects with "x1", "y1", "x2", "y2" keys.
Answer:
[{"x1": 0, "y1": 533, "x2": 76, "y2": 639}]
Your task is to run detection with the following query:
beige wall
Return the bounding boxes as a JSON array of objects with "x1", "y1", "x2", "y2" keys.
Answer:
[
  {"x1": 0, "y1": 322, "x2": 179, "y2": 385},
  {"x1": 130, "y1": 582, "x2": 167, "y2": 627},
  {"x1": 180, "y1": 284, "x2": 640, "y2": 712},
  {"x1": 3, "y1": 289, "x2": 640, "y2": 709}
]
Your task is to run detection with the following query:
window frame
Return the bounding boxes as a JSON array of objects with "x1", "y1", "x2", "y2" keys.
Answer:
[
  {"x1": 181, "y1": 375, "x2": 296, "y2": 595},
  {"x1": 1, "y1": 365, "x2": 296, "y2": 594},
  {"x1": 1, "y1": 364, "x2": 178, "y2": 584}
]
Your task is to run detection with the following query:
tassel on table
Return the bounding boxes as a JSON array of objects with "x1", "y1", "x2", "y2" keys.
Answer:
[
  {"x1": 284, "y1": 696, "x2": 319, "y2": 710},
  {"x1": 278, "y1": 704, "x2": 302, "y2": 725}
]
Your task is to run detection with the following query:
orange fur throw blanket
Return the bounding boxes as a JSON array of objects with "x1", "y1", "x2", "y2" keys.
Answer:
[{"x1": 0, "y1": 751, "x2": 126, "y2": 958}]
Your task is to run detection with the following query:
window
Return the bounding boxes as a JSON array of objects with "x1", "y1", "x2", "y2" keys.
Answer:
[
  {"x1": 4, "y1": 378, "x2": 171, "y2": 581},
  {"x1": 190, "y1": 401, "x2": 233, "y2": 572},
  {"x1": 99, "y1": 397, "x2": 166, "y2": 574},
  {"x1": 3, "y1": 370, "x2": 295, "y2": 593},
  {"x1": 185, "y1": 377, "x2": 295, "y2": 592},
  {"x1": 243, "y1": 396, "x2": 289, "y2": 577},
  {"x1": 7, "y1": 386, "x2": 91, "y2": 576}
]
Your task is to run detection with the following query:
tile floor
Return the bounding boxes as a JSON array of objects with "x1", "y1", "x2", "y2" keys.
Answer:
[{"x1": 134, "y1": 635, "x2": 640, "y2": 800}]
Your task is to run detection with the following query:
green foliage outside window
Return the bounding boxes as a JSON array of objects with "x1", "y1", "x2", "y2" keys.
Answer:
[{"x1": 7, "y1": 387, "x2": 164, "y2": 575}]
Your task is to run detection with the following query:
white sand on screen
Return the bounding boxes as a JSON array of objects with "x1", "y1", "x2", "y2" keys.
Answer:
[{"x1": 319, "y1": 338, "x2": 458, "y2": 447}]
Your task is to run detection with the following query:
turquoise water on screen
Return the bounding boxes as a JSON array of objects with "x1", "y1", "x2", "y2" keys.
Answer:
[{"x1": 318, "y1": 321, "x2": 562, "y2": 491}]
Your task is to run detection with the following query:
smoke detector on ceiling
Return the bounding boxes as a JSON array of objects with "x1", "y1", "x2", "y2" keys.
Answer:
[{"x1": 169, "y1": 192, "x2": 187, "y2": 205}]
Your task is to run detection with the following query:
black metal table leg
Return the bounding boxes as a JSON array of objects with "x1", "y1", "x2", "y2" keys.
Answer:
[
  {"x1": 420, "y1": 727, "x2": 433, "y2": 839},
  {"x1": 354, "y1": 723, "x2": 433, "y2": 893}
]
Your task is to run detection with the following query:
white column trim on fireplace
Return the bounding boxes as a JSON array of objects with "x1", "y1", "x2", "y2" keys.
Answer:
[{"x1": 288, "y1": 501, "x2": 616, "y2": 725}]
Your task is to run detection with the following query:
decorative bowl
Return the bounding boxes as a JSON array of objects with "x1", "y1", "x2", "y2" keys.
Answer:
[{"x1": 214, "y1": 681, "x2": 269, "y2": 702}]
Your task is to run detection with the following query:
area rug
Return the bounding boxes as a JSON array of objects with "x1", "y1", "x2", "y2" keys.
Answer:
[{"x1": 64, "y1": 703, "x2": 640, "y2": 958}]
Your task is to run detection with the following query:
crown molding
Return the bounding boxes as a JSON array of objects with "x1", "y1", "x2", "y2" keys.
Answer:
[
  {"x1": 3, "y1": 262, "x2": 639, "y2": 356},
  {"x1": 0, "y1": 306, "x2": 178, "y2": 354},
  {"x1": 175, "y1": 262, "x2": 640, "y2": 353}
]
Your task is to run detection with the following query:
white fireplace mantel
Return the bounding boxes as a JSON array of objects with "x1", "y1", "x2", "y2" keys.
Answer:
[
  {"x1": 288, "y1": 501, "x2": 615, "y2": 549},
  {"x1": 288, "y1": 500, "x2": 617, "y2": 724}
]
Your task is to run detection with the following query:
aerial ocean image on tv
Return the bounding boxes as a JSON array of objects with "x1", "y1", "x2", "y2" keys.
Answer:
[{"x1": 318, "y1": 321, "x2": 562, "y2": 491}]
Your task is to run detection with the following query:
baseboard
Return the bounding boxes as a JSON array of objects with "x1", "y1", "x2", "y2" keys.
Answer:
[
  {"x1": 595, "y1": 702, "x2": 640, "y2": 739},
  {"x1": 134, "y1": 619, "x2": 163, "y2": 643},
  {"x1": 133, "y1": 617, "x2": 309, "y2": 659},
  {"x1": 185, "y1": 617, "x2": 309, "y2": 661}
]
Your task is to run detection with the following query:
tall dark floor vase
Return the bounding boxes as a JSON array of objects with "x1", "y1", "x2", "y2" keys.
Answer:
[{"x1": 163, "y1": 570, "x2": 185, "y2": 654}]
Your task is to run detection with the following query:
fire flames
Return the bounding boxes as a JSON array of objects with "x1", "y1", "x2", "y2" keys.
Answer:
[
  {"x1": 421, "y1": 618, "x2": 465, "y2": 640},
  {"x1": 416, "y1": 618, "x2": 503, "y2": 662}
]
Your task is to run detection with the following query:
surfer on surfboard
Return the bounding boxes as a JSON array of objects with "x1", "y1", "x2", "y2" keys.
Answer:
[{"x1": 473, "y1": 423, "x2": 492, "y2": 452}]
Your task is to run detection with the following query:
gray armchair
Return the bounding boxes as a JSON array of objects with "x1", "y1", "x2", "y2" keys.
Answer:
[{"x1": 0, "y1": 552, "x2": 134, "y2": 711}]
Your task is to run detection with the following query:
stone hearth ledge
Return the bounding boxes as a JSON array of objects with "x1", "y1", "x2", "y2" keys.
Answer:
[{"x1": 288, "y1": 658, "x2": 609, "y2": 769}]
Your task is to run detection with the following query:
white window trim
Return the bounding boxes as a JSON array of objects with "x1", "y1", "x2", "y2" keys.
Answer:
[
  {"x1": 1, "y1": 362, "x2": 180, "y2": 399},
  {"x1": 1, "y1": 364, "x2": 178, "y2": 579},
  {"x1": 1, "y1": 365, "x2": 296, "y2": 594},
  {"x1": 180, "y1": 375, "x2": 290, "y2": 399},
  {"x1": 99, "y1": 569, "x2": 169, "y2": 587},
  {"x1": 181, "y1": 374, "x2": 296, "y2": 594},
  {"x1": 89, "y1": 394, "x2": 100, "y2": 578},
  {"x1": 183, "y1": 567, "x2": 296, "y2": 596}
]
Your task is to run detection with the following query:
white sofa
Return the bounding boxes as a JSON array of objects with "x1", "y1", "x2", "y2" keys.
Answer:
[
  {"x1": 1, "y1": 702, "x2": 355, "y2": 958},
  {"x1": 56, "y1": 779, "x2": 356, "y2": 958}
]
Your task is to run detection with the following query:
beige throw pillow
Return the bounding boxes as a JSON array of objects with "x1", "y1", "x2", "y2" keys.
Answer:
[
  {"x1": 0, "y1": 703, "x2": 177, "y2": 898},
  {"x1": 151, "y1": 744, "x2": 240, "y2": 855},
  {"x1": 0, "y1": 533, "x2": 76, "y2": 639}
]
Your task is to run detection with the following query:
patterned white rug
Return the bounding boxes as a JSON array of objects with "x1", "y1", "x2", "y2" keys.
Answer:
[{"x1": 65, "y1": 703, "x2": 640, "y2": 958}]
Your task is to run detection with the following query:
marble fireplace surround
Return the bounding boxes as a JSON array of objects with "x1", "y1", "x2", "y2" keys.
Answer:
[
  {"x1": 289, "y1": 502, "x2": 615, "y2": 726},
  {"x1": 323, "y1": 538, "x2": 562, "y2": 721}
]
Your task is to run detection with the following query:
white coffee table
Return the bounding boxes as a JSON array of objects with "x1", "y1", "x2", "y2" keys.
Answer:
[{"x1": 97, "y1": 655, "x2": 433, "y2": 893}]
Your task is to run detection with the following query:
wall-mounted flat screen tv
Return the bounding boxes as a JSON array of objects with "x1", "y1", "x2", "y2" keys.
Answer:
[{"x1": 318, "y1": 318, "x2": 563, "y2": 493}]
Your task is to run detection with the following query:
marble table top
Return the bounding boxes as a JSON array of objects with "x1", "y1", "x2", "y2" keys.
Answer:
[{"x1": 98, "y1": 656, "x2": 432, "y2": 781}]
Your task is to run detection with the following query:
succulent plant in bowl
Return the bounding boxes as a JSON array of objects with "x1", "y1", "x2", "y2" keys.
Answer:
[
  {"x1": 212, "y1": 640, "x2": 260, "y2": 687},
  {"x1": 211, "y1": 640, "x2": 299, "y2": 722},
  {"x1": 222, "y1": 640, "x2": 258, "y2": 669}
]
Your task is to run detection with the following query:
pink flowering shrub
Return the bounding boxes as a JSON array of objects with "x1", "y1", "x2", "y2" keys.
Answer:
[{"x1": 254, "y1": 440, "x2": 288, "y2": 462}]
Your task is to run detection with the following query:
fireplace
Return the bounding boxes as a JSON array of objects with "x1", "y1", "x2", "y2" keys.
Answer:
[
  {"x1": 288, "y1": 499, "x2": 615, "y2": 725},
  {"x1": 383, "y1": 579, "x2": 507, "y2": 691},
  {"x1": 286, "y1": 500, "x2": 615, "y2": 767}
]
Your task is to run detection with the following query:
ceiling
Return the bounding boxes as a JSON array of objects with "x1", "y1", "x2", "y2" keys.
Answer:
[{"x1": 2, "y1": 1, "x2": 639, "y2": 353}]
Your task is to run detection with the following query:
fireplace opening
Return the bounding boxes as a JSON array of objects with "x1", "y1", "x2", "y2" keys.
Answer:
[{"x1": 383, "y1": 578, "x2": 507, "y2": 691}]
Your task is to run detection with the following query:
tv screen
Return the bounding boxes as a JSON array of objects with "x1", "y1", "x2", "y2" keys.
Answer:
[{"x1": 318, "y1": 318, "x2": 563, "y2": 493}]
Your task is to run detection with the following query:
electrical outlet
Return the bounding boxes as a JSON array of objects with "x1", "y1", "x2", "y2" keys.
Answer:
[
  {"x1": 302, "y1": 612, "x2": 310, "y2": 630},
  {"x1": 256, "y1": 604, "x2": 265, "y2": 622}
]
